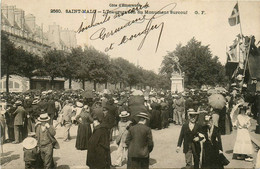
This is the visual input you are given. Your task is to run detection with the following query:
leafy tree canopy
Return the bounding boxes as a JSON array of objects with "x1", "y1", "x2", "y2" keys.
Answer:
[{"x1": 160, "y1": 37, "x2": 226, "y2": 88}]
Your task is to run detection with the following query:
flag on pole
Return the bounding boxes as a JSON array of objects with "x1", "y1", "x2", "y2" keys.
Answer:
[{"x1": 228, "y1": 3, "x2": 240, "y2": 26}]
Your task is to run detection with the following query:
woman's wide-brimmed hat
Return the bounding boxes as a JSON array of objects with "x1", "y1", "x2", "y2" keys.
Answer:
[
  {"x1": 22, "y1": 137, "x2": 37, "y2": 149},
  {"x1": 136, "y1": 112, "x2": 150, "y2": 120},
  {"x1": 119, "y1": 111, "x2": 130, "y2": 118},
  {"x1": 37, "y1": 113, "x2": 50, "y2": 122}
]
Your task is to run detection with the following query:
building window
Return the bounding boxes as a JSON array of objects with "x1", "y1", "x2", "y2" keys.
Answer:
[
  {"x1": 9, "y1": 81, "x2": 13, "y2": 88},
  {"x1": 15, "y1": 82, "x2": 20, "y2": 88}
]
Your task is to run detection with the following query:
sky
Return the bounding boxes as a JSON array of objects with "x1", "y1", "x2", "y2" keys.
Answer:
[{"x1": 2, "y1": 0, "x2": 260, "y2": 73}]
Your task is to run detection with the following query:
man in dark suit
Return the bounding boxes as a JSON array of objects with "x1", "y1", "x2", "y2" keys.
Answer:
[
  {"x1": 46, "y1": 96, "x2": 56, "y2": 125},
  {"x1": 13, "y1": 101, "x2": 26, "y2": 144},
  {"x1": 126, "y1": 112, "x2": 154, "y2": 169},
  {"x1": 176, "y1": 109, "x2": 203, "y2": 169}
]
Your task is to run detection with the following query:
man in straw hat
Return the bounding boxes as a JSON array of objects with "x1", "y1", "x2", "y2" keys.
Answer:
[
  {"x1": 176, "y1": 109, "x2": 203, "y2": 169},
  {"x1": 126, "y1": 112, "x2": 154, "y2": 169},
  {"x1": 35, "y1": 113, "x2": 56, "y2": 169}
]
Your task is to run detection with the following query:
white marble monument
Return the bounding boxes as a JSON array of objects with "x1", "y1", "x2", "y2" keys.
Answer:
[
  {"x1": 171, "y1": 72, "x2": 184, "y2": 93},
  {"x1": 169, "y1": 55, "x2": 184, "y2": 93}
]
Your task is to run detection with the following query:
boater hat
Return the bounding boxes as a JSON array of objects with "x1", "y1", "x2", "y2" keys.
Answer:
[
  {"x1": 22, "y1": 137, "x2": 37, "y2": 149},
  {"x1": 15, "y1": 100, "x2": 22, "y2": 105},
  {"x1": 187, "y1": 109, "x2": 199, "y2": 115},
  {"x1": 32, "y1": 99, "x2": 39, "y2": 105},
  {"x1": 37, "y1": 113, "x2": 50, "y2": 122},
  {"x1": 119, "y1": 111, "x2": 130, "y2": 118},
  {"x1": 76, "y1": 101, "x2": 83, "y2": 108}
]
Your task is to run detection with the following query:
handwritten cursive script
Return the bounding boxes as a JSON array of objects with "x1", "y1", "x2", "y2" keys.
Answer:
[
  {"x1": 77, "y1": 11, "x2": 110, "y2": 33},
  {"x1": 90, "y1": 15, "x2": 146, "y2": 41},
  {"x1": 78, "y1": 2, "x2": 177, "y2": 52},
  {"x1": 118, "y1": 3, "x2": 177, "y2": 52}
]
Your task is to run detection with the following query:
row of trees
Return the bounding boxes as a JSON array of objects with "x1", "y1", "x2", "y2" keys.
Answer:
[
  {"x1": 2, "y1": 31, "x2": 226, "y2": 93},
  {"x1": 1, "y1": 32, "x2": 170, "y2": 92}
]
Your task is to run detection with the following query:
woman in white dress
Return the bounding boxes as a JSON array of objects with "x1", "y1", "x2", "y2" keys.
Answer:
[
  {"x1": 233, "y1": 103, "x2": 254, "y2": 162},
  {"x1": 112, "y1": 111, "x2": 132, "y2": 167}
]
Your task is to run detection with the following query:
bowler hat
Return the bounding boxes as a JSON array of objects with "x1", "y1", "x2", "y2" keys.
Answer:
[{"x1": 136, "y1": 112, "x2": 150, "y2": 120}]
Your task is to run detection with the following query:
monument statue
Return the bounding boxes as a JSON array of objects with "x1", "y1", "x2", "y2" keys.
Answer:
[
  {"x1": 169, "y1": 55, "x2": 184, "y2": 93},
  {"x1": 170, "y1": 55, "x2": 182, "y2": 76}
]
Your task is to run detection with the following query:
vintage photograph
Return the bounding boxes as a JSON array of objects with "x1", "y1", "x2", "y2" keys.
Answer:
[{"x1": 1, "y1": 0, "x2": 260, "y2": 168}]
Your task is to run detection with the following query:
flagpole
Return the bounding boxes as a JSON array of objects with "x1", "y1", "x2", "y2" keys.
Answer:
[{"x1": 237, "y1": 1, "x2": 243, "y2": 38}]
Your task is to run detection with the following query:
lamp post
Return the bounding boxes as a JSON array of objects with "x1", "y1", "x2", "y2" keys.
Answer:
[
  {"x1": 256, "y1": 91, "x2": 260, "y2": 134},
  {"x1": 182, "y1": 72, "x2": 185, "y2": 91}
]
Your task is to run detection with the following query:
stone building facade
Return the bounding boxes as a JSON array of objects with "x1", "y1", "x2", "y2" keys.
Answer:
[{"x1": 1, "y1": 4, "x2": 77, "y2": 92}]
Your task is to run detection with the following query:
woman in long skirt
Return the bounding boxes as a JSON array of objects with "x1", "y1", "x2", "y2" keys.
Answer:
[
  {"x1": 112, "y1": 111, "x2": 132, "y2": 167},
  {"x1": 75, "y1": 105, "x2": 93, "y2": 150},
  {"x1": 202, "y1": 115, "x2": 224, "y2": 169},
  {"x1": 233, "y1": 103, "x2": 254, "y2": 162}
]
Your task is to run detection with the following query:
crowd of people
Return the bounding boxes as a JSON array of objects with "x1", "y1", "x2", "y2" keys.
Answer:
[{"x1": 0, "y1": 85, "x2": 258, "y2": 169}]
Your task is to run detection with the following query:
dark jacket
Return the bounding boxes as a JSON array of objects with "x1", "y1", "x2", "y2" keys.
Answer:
[
  {"x1": 126, "y1": 123, "x2": 154, "y2": 158},
  {"x1": 177, "y1": 121, "x2": 202, "y2": 153},
  {"x1": 102, "y1": 113, "x2": 115, "y2": 130},
  {"x1": 35, "y1": 124, "x2": 56, "y2": 147},
  {"x1": 38, "y1": 100, "x2": 48, "y2": 112},
  {"x1": 23, "y1": 147, "x2": 38, "y2": 162},
  {"x1": 14, "y1": 106, "x2": 26, "y2": 126},
  {"x1": 6, "y1": 107, "x2": 15, "y2": 127},
  {"x1": 47, "y1": 100, "x2": 56, "y2": 117},
  {"x1": 87, "y1": 125, "x2": 111, "y2": 169},
  {"x1": 202, "y1": 126, "x2": 223, "y2": 169}
]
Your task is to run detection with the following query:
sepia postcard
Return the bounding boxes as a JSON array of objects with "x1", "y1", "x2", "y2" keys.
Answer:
[{"x1": 1, "y1": 0, "x2": 260, "y2": 168}]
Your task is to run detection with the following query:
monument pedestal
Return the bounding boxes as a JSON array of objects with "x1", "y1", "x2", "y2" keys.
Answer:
[{"x1": 171, "y1": 73, "x2": 184, "y2": 93}]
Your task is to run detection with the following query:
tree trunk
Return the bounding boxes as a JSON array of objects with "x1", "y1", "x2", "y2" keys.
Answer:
[
  {"x1": 29, "y1": 77, "x2": 32, "y2": 89},
  {"x1": 120, "y1": 82, "x2": 122, "y2": 89},
  {"x1": 82, "y1": 79, "x2": 85, "y2": 90},
  {"x1": 115, "y1": 83, "x2": 117, "y2": 89},
  {"x1": 69, "y1": 78, "x2": 72, "y2": 89},
  {"x1": 51, "y1": 77, "x2": 54, "y2": 89},
  {"x1": 94, "y1": 81, "x2": 97, "y2": 91},
  {"x1": 6, "y1": 72, "x2": 9, "y2": 93},
  {"x1": 105, "y1": 82, "x2": 108, "y2": 89}
]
